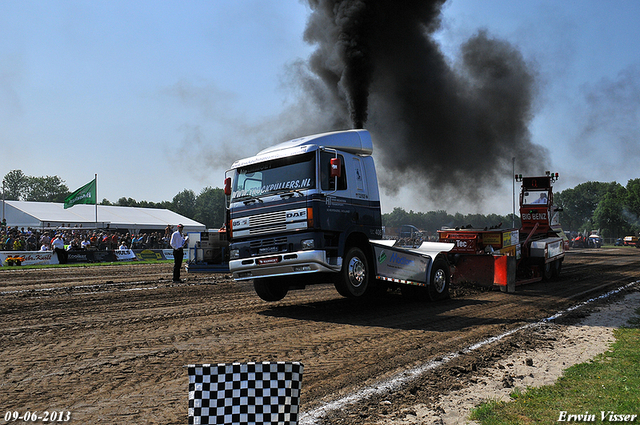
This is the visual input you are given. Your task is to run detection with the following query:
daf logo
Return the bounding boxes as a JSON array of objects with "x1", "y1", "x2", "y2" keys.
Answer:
[
  {"x1": 233, "y1": 218, "x2": 248, "y2": 227},
  {"x1": 286, "y1": 211, "x2": 306, "y2": 219}
]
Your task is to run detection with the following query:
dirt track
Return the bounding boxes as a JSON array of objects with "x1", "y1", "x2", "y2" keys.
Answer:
[{"x1": 1, "y1": 248, "x2": 639, "y2": 424}]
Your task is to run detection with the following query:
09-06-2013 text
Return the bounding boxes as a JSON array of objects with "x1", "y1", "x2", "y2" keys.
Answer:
[{"x1": 3, "y1": 411, "x2": 71, "y2": 422}]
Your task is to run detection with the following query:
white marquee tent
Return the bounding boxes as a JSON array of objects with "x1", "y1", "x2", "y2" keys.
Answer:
[{"x1": 2, "y1": 201, "x2": 206, "y2": 233}]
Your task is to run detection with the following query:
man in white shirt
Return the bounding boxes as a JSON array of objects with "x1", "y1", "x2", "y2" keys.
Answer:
[
  {"x1": 170, "y1": 224, "x2": 188, "y2": 283},
  {"x1": 532, "y1": 193, "x2": 548, "y2": 204},
  {"x1": 51, "y1": 234, "x2": 67, "y2": 264}
]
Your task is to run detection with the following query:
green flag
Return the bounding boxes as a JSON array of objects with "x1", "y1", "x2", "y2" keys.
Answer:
[{"x1": 64, "y1": 178, "x2": 96, "y2": 209}]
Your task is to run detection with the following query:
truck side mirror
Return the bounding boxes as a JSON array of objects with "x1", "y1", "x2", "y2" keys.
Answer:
[
  {"x1": 224, "y1": 177, "x2": 232, "y2": 196},
  {"x1": 330, "y1": 157, "x2": 341, "y2": 178}
]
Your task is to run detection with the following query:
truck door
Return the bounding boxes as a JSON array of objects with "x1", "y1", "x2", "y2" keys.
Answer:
[
  {"x1": 319, "y1": 150, "x2": 351, "y2": 233},
  {"x1": 320, "y1": 151, "x2": 347, "y2": 193}
]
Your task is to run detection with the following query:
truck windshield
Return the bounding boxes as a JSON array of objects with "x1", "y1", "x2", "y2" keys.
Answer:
[
  {"x1": 231, "y1": 152, "x2": 316, "y2": 201},
  {"x1": 523, "y1": 190, "x2": 549, "y2": 205}
]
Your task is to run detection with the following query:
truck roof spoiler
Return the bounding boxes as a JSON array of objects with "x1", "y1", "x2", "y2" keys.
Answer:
[{"x1": 258, "y1": 129, "x2": 373, "y2": 156}]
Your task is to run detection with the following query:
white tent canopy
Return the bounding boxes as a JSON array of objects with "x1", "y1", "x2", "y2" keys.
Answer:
[{"x1": 2, "y1": 201, "x2": 206, "y2": 233}]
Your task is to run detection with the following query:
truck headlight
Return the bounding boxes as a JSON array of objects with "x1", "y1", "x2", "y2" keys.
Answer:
[
  {"x1": 301, "y1": 239, "x2": 315, "y2": 250},
  {"x1": 230, "y1": 249, "x2": 240, "y2": 259}
]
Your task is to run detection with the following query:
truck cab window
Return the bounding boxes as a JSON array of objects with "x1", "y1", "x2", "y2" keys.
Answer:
[
  {"x1": 320, "y1": 152, "x2": 347, "y2": 191},
  {"x1": 237, "y1": 172, "x2": 263, "y2": 193},
  {"x1": 231, "y1": 152, "x2": 315, "y2": 200},
  {"x1": 523, "y1": 190, "x2": 549, "y2": 205}
]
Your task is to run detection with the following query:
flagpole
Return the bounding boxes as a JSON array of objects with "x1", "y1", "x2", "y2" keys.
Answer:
[{"x1": 95, "y1": 174, "x2": 98, "y2": 229}]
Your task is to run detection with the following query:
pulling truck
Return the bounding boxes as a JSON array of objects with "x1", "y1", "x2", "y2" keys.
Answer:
[
  {"x1": 437, "y1": 172, "x2": 567, "y2": 292},
  {"x1": 224, "y1": 129, "x2": 455, "y2": 301}
]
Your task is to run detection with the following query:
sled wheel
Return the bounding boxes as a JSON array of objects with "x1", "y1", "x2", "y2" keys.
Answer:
[
  {"x1": 334, "y1": 247, "x2": 370, "y2": 298},
  {"x1": 254, "y1": 278, "x2": 289, "y2": 301},
  {"x1": 542, "y1": 260, "x2": 553, "y2": 280},
  {"x1": 552, "y1": 259, "x2": 563, "y2": 278},
  {"x1": 428, "y1": 258, "x2": 451, "y2": 301}
]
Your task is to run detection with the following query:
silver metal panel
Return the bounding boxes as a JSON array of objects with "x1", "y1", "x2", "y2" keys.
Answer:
[{"x1": 372, "y1": 244, "x2": 430, "y2": 284}]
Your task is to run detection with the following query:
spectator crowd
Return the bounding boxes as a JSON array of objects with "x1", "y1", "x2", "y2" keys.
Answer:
[{"x1": 0, "y1": 224, "x2": 178, "y2": 252}]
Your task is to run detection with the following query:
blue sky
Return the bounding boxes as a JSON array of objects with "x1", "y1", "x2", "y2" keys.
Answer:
[{"x1": 1, "y1": 1, "x2": 639, "y2": 216}]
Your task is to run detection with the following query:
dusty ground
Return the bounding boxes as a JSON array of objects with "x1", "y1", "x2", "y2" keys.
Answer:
[{"x1": 0, "y1": 248, "x2": 638, "y2": 424}]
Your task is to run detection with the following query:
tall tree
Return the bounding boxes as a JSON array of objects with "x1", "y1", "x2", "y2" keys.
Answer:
[
  {"x1": 117, "y1": 197, "x2": 138, "y2": 207},
  {"x1": 24, "y1": 176, "x2": 69, "y2": 202},
  {"x1": 555, "y1": 181, "x2": 618, "y2": 232},
  {"x1": 2, "y1": 170, "x2": 29, "y2": 200},
  {"x1": 194, "y1": 187, "x2": 226, "y2": 229},
  {"x1": 383, "y1": 207, "x2": 411, "y2": 227},
  {"x1": 172, "y1": 189, "x2": 197, "y2": 219},
  {"x1": 593, "y1": 183, "x2": 628, "y2": 238},
  {"x1": 623, "y1": 178, "x2": 640, "y2": 232}
]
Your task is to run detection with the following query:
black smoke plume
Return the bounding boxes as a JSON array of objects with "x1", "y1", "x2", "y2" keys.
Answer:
[{"x1": 301, "y1": 0, "x2": 548, "y2": 204}]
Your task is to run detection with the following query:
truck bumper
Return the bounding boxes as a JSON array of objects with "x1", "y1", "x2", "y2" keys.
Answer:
[{"x1": 229, "y1": 250, "x2": 341, "y2": 281}]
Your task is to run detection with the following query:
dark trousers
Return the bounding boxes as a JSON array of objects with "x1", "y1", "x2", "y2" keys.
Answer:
[
  {"x1": 173, "y1": 248, "x2": 184, "y2": 281},
  {"x1": 55, "y1": 248, "x2": 67, "y2": 264}
]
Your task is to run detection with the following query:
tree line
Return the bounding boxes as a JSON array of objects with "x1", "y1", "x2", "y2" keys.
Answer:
[
  {"x1": 382, "y1": 208, "x2": 519, "y2": 237},
  {"x1": 3, "y1": 170, "x2": 640, "y2": 239},
  {"x1": 2, "y1": 170, "x2": 226, "y2": 230},
  {"x1": 555, "y1": 179, "x2": 640, "y2": 239}
]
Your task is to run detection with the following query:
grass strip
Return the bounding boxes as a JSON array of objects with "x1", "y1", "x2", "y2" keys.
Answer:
[
  {"x1": 0, "y1": 259, "x2": 173, "y2": 271},
  {"x1": 470, "y1": 306, "x2": 640, "y2": 424}
]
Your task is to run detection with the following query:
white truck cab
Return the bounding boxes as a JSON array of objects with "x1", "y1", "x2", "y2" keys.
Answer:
[{"x1": 225, "y1": 130, "x2": 452, "y2": 301}]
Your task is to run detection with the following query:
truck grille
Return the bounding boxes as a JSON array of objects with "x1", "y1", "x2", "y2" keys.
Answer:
[
  {"x1": 232, "y1": 207, "x2": 308, "y2": 238},
  {"x1": 249, "y1": 224, "x2": 287, "y2": 235},
  {"x1": 249, "y1": 211, "x2": 287, "y2": 227},
  {"x1": 250, "y1": 237, "x2": 288, "y2": 248}
]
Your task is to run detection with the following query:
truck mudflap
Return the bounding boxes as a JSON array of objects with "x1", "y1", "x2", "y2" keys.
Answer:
[{"x1": 369, "y1": 240, "x2": 454, "y2": 287}]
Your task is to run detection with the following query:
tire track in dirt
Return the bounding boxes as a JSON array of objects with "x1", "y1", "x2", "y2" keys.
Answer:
[{"x1": 0, "y1": 248, "x2": 638, "y2": 424}]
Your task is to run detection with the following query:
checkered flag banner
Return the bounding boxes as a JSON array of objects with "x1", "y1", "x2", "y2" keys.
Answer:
[{"x1": 188, "y1": 361, "x2": 304, "y2": 425}]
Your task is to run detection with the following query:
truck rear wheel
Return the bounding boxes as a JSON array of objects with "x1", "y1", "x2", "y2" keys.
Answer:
[
  {"x1": 254, "y1": 278, "x2": 289, "y2": 302},
  {"x1": 428, "y1": 258, "x2": 451, "y2": 301},
  {"x1": 334, "y1": 247, "x2": 370, "y2": 298}
]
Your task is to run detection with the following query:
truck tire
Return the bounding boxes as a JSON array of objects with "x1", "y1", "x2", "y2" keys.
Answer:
[
  {"x1": 551, "y1": 258, "x2": 563, "y2": 278},
  {"x1": 542, "y1": 260, "x2": 553, "y2": 280},
  {"x1": 428, "y1": 258, "x2": 450, "y2": 301},
  {"x1": 334, "y1": 247, "x2": 370, "y2": 298},
  {"x1": 254, "y1": 278, "x2": 289, "y2": 302}
]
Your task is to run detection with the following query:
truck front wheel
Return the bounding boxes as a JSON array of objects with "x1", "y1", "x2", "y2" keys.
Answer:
[
  {"x1": 428, "y1": 258, "x2": 451, "y2": 301},
  {"x1": 254, "y1": 278, "x2": 289, "y2": 302},
  {"x1": 334, "y1": 247, "x2": 370, "y2": 298}
]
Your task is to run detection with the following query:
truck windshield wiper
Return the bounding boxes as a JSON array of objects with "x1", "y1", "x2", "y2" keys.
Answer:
[
  {"x1": 278, "y1": 189, "x2": 304, "y2": 198},
  {"x1": 242, "y1": 195, "x2": 264, "y2": 204},
  {"x1": 238, "y1": 189, "x2": 304, "y2": 203}
]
